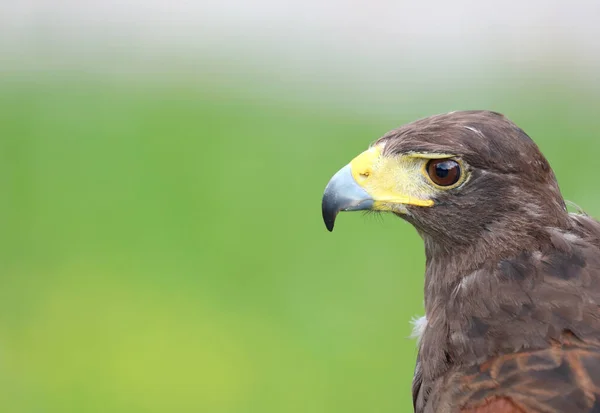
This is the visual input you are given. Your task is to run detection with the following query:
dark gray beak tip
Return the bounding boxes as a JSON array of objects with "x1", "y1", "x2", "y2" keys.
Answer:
[{"x1": 322, "y1": 202, "x2": 337, "y2": 232}]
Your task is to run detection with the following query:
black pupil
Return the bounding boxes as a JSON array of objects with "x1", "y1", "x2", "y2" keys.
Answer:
[{"x1": 435, "y1": 162, "x2": 452, "y2": 178}]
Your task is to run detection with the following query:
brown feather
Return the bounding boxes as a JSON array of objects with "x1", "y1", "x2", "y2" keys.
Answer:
[
  {"x1": 455, "y1": 335, "x2": 600, "y2": 412},
  {"x1": 461, "y1": 397, "x2": 525, "y2": 413}
]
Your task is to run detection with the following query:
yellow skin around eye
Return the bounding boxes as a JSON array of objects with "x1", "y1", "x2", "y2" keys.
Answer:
[{"x1": 348, "y1": 145, "x2": 468, "y2": 211}]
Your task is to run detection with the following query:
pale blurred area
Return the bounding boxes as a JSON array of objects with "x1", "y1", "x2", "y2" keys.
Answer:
[
  {"x1": 1, "y1": 2, "x2": 600, "y2": 413},
  {"x1": 3, "y1": 0, "x2": 600, "y2": 109}
]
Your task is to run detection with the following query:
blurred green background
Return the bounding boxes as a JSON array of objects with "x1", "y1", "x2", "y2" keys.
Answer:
[{"x1": 2, "y1": 1, "x2": 600, "y2": 412}]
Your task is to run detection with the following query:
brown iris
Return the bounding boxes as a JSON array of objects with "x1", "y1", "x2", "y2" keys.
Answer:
[{"x1": 427, "y1": 159, "x2": 461, "y2": 187}]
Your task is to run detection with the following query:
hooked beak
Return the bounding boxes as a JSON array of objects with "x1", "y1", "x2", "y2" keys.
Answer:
[{"x1": 322, "y1": 164, "x2": 374, "y2": 232}]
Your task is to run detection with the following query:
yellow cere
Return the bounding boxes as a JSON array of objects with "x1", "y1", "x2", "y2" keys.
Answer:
[{"x1": 349, "y1": 145, "x2": 436, "y2": 210}]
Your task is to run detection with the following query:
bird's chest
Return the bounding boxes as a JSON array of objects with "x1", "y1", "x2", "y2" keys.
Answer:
[
  {"x1": 414, "y1": 314, "x2": 502, "y2": 412},
  {"x1": 414, "y1": 364, "x2": 468, "y2": 413},
  {"x1": 414, "y1": 312, "x2": 569, "y2": 413},
  {"x1": 417, "y1": 313, "x2": 477, "y2": 378},
  {"x1": 413, "y1": 319, "x2": 461, "y2": 413}
]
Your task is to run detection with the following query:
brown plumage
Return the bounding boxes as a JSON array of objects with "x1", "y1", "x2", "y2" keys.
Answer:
[{"x1": 322, "y1": 111, "x2": 600, "y2": 412}]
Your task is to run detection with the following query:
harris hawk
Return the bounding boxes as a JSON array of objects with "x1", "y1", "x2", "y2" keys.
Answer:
[{"x1": 322, "y1": 111, "x2": 600, "y2": 413}]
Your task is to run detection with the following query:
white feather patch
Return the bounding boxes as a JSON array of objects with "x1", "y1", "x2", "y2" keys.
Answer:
[{"x1": 410, "y1": 315, "x2": 428, "y2": 343}]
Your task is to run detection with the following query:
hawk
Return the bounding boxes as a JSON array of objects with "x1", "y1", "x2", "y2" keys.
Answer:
[{"x1": 322, "y1": 111, "x2": 600, "y2": 413}]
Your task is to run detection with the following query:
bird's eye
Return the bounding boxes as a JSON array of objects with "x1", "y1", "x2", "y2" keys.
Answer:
[{"x1": 426, "y1": 159, "x2": 461, "y2": 187}]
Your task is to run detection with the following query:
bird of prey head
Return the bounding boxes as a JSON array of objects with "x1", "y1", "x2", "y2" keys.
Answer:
[{"x1": 322, "y1": 111, "x2": 600, "y2": 413}]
